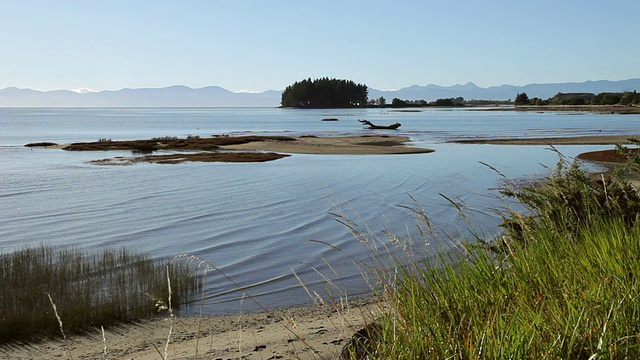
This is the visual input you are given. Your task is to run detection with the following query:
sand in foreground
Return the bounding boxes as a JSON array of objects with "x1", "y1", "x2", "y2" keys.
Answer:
[{"x1": 1, "y1": 298, "x2": 381, "y2": 359}]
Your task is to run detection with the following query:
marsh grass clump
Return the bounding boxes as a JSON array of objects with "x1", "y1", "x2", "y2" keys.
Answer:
[
  {"x1": 500, "y1": 150, "x2": 640, "y2": 245},
  {"x1": 0, "y1": 246, "x2": 199, "y2": 345},
  {"x1": 151, "y1": 136, "x2": 179, "y2": 141},
  {"x1": 130, "y1": 141, "x2": 159, "y2": 154},
  {"x1": 342, "y1": 142, "x2": 640, "y2": 358},
  {"x1": 24, "y1": 142, "x2": 58, "y2": 147},
  {"x1": 65, "y1": 135, "x2": 296, "y2": 152}
]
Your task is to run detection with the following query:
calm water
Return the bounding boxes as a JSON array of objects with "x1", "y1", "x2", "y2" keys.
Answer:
[{"x1": 1, "y1": 107, "x2": 638, "y2": 314}]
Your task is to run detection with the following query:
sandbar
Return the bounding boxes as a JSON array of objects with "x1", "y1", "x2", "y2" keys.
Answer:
[
  {"x1": 26, "y1": 135, "x2": 434, "y2": 165},
  {"x1": 448, "y1": 134, "x2": 640, "y2": 177},
  {"x1": 221, "y1": 135, "x2": 434, "y2": 155}
]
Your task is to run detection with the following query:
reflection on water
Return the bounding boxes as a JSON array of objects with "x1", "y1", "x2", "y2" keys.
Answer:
[{"x1": 1, "y1": 108, "x2": 638, "y2": 314}]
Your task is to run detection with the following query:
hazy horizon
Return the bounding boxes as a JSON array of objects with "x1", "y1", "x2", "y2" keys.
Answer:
[
  {"x1": 3, "y1": 77, "x2": 639, "y2": 94},
  {"x1": 1, "y1": 1, "x2": 638, "y2": 93}
]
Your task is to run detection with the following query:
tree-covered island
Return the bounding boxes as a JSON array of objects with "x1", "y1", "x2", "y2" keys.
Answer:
[{"x1": 281, "y1": 77, "x2": 368, "y2": 108}]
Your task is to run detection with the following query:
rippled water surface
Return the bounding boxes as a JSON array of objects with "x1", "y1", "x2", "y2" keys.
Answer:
[{"x1": 2, "y1": 107, "x2": 638, "y2": 313}]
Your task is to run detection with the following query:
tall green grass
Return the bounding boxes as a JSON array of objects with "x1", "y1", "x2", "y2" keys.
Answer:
[
  {"x1": 500, "y1": 151, "x2": 640, "y2": 245},
  {"x1": 343, "y1": 145, "x2": 640, "y2": 359},
  {"x1": 0, "y1": 246, "x2": 199, "y2": 344},
  {"x1": 365, "y1": 217, "x2": 640, "y2": 359}
]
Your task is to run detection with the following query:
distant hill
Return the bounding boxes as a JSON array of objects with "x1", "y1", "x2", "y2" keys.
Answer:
[
  {"x1": 0, "y1": 85, "x2": 282, "y2": 107},
  {"x1": 1, "y1": 79, "x2": 639, "y2": 107}
]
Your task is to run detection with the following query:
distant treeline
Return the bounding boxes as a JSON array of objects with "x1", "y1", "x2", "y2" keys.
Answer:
[
  {"x1": 280, "y1": 78, "x2": 511, "y2": 109},
  {"x1": 515, "y1": 91, "x2": 640, "y2": 106},
  {"x1": 369, "y1": 96, "x2": 511, "y2": 108},
  {"x1": 281, "y1": 77, "x2": 368, "y2": 108},
  {"x1": 281, "y1": 77, "x2": 639, "y2": 109}
]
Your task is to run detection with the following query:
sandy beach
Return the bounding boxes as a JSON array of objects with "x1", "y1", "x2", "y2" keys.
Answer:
[{"x1": 0, "y1": 297, "x2": 382, "y2": 359}]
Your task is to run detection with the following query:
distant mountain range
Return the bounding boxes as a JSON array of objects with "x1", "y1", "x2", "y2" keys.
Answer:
[
  {"x1": 369, "y1": 78, "x2": 640, "y2": 103},
  {"x1": 0, "y1": 85, "x2": 281, "y2": 107},
  {"x1": 1, "y1": 79, "x2": 639, "y2": 107}
]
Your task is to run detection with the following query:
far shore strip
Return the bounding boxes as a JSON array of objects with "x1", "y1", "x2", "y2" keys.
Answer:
[
  {"x1": 451, "y1": 134, "x2": 640, "y2": 146},
  {"x1": 482, "y1": 104, "x2": 640, "y2": 115}
]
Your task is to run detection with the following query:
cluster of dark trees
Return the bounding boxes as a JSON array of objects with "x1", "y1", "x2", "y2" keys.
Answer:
[
  {"x1": 369, "y1": 96, "x2": 469, "y2": 108},
  {"x1": 281, "y1": 77, "x2": 640, "y2": 109},
  {"x1": 390, "y1": 98, "x2": 428, "y2": 107},
  {"x1": 280, "y1": 78, "x2": 368, "y2": 108},
  {"x1": 515, "y1": 91, "x2": 640, "y2": 106},
  {"x1": 280, "y1": 77, "x2": 505, "y2": 109}
]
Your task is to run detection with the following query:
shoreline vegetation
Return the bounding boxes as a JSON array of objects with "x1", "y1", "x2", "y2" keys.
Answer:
[
  {"x1": 25, "y1": 134, "x2": 435, "y2": 165},
  {"x1": 493, "y1": 104, "x2": 640, "y2": 114},
  {"x1": 374, "y1": 103, "x2": 640, "y2": 114},
  {"x1": 0, "y1": 246, "x2": 198, "y2": 345}
]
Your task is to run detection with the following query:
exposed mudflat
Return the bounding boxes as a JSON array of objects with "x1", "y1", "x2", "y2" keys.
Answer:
[{"x1": 25, "y1": 134, "x2": 434, "y2": 165}]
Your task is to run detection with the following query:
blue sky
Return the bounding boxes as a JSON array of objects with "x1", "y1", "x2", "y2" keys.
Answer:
[{"x1": 1, "y1": 0, "x2": 638, "y2": 92}]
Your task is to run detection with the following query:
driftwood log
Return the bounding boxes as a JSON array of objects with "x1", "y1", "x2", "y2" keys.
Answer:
[{"x1": 358, "y1": 119, "x2": 401, "y2": 130}]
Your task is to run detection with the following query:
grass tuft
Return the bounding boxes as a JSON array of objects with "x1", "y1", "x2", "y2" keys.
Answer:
[
  {"x1": 499, "y1": 150, "x2": 640, "y2": 245},
  {"x1": 0, "y1": 246, "x2": 199, "y2": 345}
]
